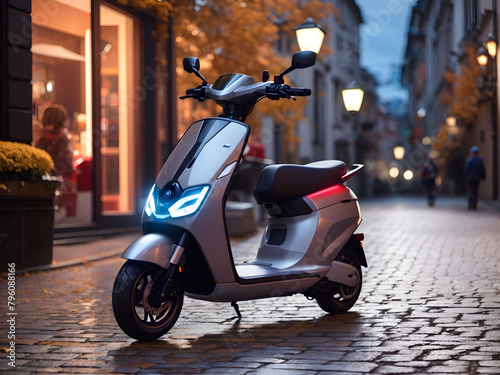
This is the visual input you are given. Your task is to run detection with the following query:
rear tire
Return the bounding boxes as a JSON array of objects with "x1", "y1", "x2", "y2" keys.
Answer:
[
  {"x1": 112, "y1": 260, "x2": 183, "y2": 341},
  {"x1": 316, "y1": 246, "x2": 362, "y2": 314}
]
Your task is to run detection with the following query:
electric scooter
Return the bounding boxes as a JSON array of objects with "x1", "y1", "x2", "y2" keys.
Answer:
[{"x1": 112, "y1": 50, "x2": 367, "y2": 341}]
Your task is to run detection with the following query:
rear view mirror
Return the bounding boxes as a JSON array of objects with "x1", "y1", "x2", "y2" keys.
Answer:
[
  {"x1": 275, "y1": 51, "x2": 317, "y2": 83},
  {"x1": 182, "y1": 57, "x2": 207, "y2": 85},
  {"x1": 183, "y1": 57, "x2": 200, "y2": 74},
  {"x1": 291, "y1": 51, "x2": 317, "y2": 69}
]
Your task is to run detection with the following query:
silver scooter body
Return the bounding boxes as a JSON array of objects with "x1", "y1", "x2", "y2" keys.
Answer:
[{"x1": 122, "y1": 115, "x2": 363, "y2": 302}]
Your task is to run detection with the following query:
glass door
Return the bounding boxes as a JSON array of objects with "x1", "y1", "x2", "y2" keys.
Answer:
[{"x1": 99, "y1": 4, "x2": 138, "y2": 214}]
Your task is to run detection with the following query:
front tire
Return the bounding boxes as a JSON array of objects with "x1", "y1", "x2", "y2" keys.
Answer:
[
  {"x1": 316, "y1": 246, "x2": 362, "y2": 314},
  {"x1": 112, "y1": 260, "x2": 183, "y2": 341}
]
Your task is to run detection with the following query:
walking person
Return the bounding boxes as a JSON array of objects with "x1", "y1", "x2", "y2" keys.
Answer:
[
  {"x1": 464, "y1": 146, "x2": 486, "y2": 210},
  {"x1": 421, "y1": 157, "x2": 437, "y2": 206}
]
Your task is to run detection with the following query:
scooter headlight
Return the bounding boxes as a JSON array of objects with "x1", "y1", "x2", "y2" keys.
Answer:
[
  {"x1": 168, "y1": 185, "x2": 210, "y2": 218},
  {"x1": 144, "y1": 185, "x2": 157, "y2": 217},
  {"x1": 144, "y1": 184, "x2": 210, "y2": 219}
]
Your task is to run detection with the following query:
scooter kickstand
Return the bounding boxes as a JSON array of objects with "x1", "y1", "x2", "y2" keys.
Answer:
[{"x1": 231, "y1": 302, "x2": 242, "y2": 320}]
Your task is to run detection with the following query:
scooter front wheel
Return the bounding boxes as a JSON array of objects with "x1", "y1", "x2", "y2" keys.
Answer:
[
  {"x1": 112, "y1": 260, "x2": 183, "y2": 341},
  {"x1": 315, "y1": 246, "x2": 362, "y2": 314}
]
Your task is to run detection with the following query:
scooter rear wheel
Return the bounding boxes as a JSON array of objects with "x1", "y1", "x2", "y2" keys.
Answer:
[
  {"x1": 112, "y1": 260, "x2": 183, "y2": 341},
  {"x1": 315, "y1": 246, "x2": 362, "y2": 314}
]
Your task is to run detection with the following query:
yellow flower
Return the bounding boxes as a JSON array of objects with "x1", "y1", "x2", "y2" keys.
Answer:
[{"x1": 0, "y1": 141, "x2": 54, "y2": 178}]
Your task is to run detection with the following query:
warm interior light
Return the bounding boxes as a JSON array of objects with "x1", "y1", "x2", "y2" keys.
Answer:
[
  {"x1": 84, "y1": 28, "x2": 92, "y2": 157},
  {"x1": 342, "y1": 81, "x2": 364, "y2": 113},
  {"x1": 393, "y1": 146, "x2": 405, "y2": 160},
  {"x1": 295, "y1": 17, "x2": 326, "y2": 54}
]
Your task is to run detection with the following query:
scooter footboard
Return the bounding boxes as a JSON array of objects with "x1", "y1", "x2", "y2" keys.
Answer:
[{"x1": 121, "y1": 233, "x2": 176, "y2": 269}]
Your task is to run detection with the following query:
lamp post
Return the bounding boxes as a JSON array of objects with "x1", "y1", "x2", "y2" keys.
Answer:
[
  {"x1": 342, "y1": 81, "x2": 365, "y2": 193},
  {"x1": 295, "y1": 17, "x2": 326, "y2": 54},
  {"x1": 272, "y1": 19, "x2": 325, "y2": 164},
  {"x1": 476, "y1": 2, "x2": 498, "y2": 201}
]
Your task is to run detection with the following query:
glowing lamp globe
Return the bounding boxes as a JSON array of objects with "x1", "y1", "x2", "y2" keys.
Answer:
[
  {"x1": 342, "y1": 81, "x2": 364, "y2": 113},
  {"x1": 295, "y1": 18, "x2": 326, "y2": 54}
]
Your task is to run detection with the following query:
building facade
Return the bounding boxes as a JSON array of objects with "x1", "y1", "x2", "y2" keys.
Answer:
[
  {"x1": 402, "y1": 0, "x2": 499, "y2": 200},
  {"x1": 1, "y1": 0, "x2": 176, "y2": 238}
]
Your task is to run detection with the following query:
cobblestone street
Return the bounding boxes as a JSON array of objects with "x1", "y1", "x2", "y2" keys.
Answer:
[{"x1": 1, "y1": 196, "x2": 500, "y2": 374}]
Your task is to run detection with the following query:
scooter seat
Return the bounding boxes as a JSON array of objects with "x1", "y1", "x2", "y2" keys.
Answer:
[{"x1": 253, "y1": 160, "x2": 347, "y2": 203}]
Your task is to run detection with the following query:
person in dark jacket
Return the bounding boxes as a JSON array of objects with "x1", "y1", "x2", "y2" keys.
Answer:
[
  {"x1": 464, "y1": 146, "x2": 486, "y2": 210},
  {"x1": 421, "y1": 157, "x2": 438, "y2": 206}
]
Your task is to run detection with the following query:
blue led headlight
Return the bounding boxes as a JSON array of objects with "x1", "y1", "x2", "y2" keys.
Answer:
[
  {"x1": 169, "y1": 186, "x2": 210, "y2": 218},
  {"x1": 144, "y1": 185, "x2": 156, "y2": 217},
  {"x1": 144, "y1": 184, "x2": 210, "y2": 219}
]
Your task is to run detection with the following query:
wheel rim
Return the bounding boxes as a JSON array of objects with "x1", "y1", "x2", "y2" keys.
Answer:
[{"x1": 132, "y1": 267, "x2": 180, "y2": 329}]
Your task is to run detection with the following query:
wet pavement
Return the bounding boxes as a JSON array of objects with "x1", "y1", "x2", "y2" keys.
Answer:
[{"x1": 1, "y1": 196, "x2": 500, "y2": 374}]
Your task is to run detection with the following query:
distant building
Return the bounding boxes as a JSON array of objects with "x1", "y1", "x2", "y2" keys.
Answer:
[{"x1": 402, "y1": 0, "x2": 499, "y2": 199}]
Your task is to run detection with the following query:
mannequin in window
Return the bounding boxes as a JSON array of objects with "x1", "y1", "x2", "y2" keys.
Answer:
[{"x1": 36, "y1": 104, "x2": 74, "y2": 185}]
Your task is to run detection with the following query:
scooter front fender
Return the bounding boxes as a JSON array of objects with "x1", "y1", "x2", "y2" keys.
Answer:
[{"x1": 121, "y1": 233, "x2": 175, "y2": 269}]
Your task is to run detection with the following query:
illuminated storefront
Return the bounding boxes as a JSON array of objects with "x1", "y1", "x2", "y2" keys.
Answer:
[{"x1": 26, "y1": 0, "x2": 169, "y2": 235}]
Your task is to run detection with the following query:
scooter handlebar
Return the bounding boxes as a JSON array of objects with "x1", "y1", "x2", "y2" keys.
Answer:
[
  {"x1": 180, "y1": 86, "x2": 206, "y2": 101},
  {"x1": 285, "y1": 87, "x2": 311, "y2": 96},
  {"x1": 265, "y1": 84, "x2": 311, "y2": 100}
]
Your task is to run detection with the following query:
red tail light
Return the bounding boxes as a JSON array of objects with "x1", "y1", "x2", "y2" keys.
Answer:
[{"x1": 355, "y1": 233, "x2": 364, "y2": 242}]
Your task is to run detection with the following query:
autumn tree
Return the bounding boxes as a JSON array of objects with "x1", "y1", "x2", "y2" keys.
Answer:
[
  {"x1": 441, "y1": 42, "x2": 484, "y2": 126},
  {"x1": 118, "y1": 0, "x2": 336, "y2": 146}
]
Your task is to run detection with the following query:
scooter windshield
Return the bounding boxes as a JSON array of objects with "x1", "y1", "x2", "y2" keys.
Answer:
[
  {"x1": 155, "y1": 118, "x2": 249, "y2": 190},
  {"x1": 212, "y1": 74, "x2": 245, "y2": 90}
]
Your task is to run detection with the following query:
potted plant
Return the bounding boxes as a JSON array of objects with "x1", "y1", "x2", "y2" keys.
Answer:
[{"x1": 0, "y1": 140, "x2": 56, "y2": 270}]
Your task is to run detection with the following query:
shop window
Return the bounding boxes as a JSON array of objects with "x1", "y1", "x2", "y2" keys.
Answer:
[
  {"x1": 32, "y1": 0, "x2": 93, "y2": 225},
  {"x1": 32, "y1": 0, "x2": 140, "y2": 224}
]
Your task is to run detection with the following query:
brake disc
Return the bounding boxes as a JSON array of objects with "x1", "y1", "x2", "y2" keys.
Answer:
[{"x1": 141, "y1": 276, "x2": 170, "y2": 316}]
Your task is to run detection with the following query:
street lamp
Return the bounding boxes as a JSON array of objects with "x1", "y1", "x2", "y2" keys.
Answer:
[
  {"x1": 295, "y1": 17, "x2": 326, "y2": 54},
  {"x1": 477, "y1": 46, "x2": 489, "y2": 66},
  {"x1": 486, "y1": 33, "x2": 497, "y2": 59},
  {"x1": 341, "y1": 81, "x2": 365, "y2": 113},
  {"x1": 393, "y1": 145, "x2": 405, "y2": 160},
  {"x1": 445, "y1": 116, "x2": 457, "y2": 127},
  {"x1": 475, "y1": 5, "x2": 498, "y2": 201}
]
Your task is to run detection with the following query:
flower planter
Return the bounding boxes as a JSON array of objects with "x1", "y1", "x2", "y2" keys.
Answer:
[{"x1": 0, "y1": 179, "x2": 56, "y2": 271}]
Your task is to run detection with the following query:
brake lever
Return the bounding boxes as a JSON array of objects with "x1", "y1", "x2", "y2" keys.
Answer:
[{"x1": 278, "y1": 88, "x2": 296, "y2": 101}]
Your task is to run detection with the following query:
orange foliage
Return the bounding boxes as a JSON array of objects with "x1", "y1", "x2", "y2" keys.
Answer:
[
  {"x1": 120, "y1": 0, "x2": 338, "y2": 147},
  {"x1": 441, "y1": 43, "x2": 483, "y2": 125}
]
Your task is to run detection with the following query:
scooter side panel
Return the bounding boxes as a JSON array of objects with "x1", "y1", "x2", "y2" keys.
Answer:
[
  {"x1": 121, "y1": 233, "x2": 175, "y2": 268},
  {"x1": 185, "y1": 276, "x2": 323, "y2": 302},
  {"x1": 256, "y1": 213, "x2": 320, "y2": 268},
  {"x1": 317, "y1": 200, "x2": 361, "y2": 259}
]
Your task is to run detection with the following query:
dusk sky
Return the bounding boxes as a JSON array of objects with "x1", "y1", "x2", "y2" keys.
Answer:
[{"x1": 356, "y1": 0, "x2": 417, "y2": 103}]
